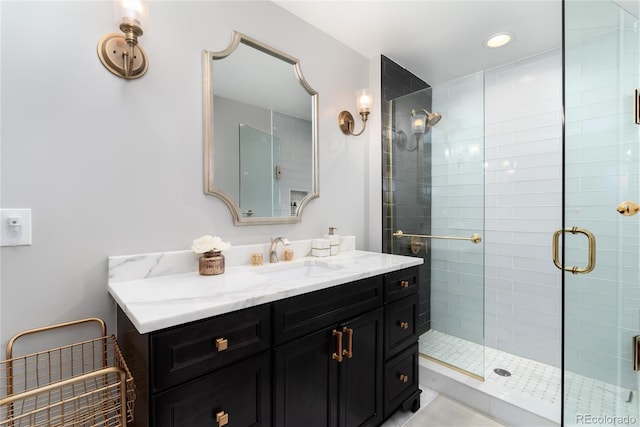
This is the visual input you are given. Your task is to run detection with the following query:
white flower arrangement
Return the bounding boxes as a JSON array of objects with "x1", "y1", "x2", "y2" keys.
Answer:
[{"x1": 191, "y1": 235, "x2": 231, "y2": 254}]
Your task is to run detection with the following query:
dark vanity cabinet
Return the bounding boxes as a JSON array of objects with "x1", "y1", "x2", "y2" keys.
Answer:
[
  {"x1": 117, "y1": 266, "x2": 420, "y2": 427},
  {"x1": 272, "y1": 276, "x2": 384, "y2": 427}
]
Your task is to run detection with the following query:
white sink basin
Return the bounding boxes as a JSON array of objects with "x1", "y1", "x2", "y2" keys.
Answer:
[{"x1": 258, "y1": 261, "x2": 344, "y2": 281}]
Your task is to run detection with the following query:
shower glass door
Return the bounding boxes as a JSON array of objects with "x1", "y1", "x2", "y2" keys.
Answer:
[
  {"x1": 387, "y1": 75, "x2": 485, "y2": 379},
  {"x1": 563, "y1": 0, "x2": 640, "y2": 425},
  {"x1": 239, "y1": 124, "x2": 274, "y2": 217}
]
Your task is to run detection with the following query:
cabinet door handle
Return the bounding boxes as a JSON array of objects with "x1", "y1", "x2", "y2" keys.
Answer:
[
  {"x1": 399, "y1": 321, "x2": 409, "y2": 330},
  {"x1": 216, "y1": 411, "x2": 229, "y2": 427},
  {"x1": 332, "y1": 329, "x2": 343, "y2": 362},
  {"x1": 399, "y1": 280, "x2": 410, "y2": 288},
  {"x1": 342, "y1": 327, "x2": 353, "y2": 359},
  {"x1": 398, "y1": 374, "x2": 409, "y2": 383},
  {"x1": 215, "y1": 338, "x2": 228, "y2": 352}
]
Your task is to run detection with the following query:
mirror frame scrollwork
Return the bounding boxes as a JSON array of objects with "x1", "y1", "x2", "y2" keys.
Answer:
[{"x1": 203, "y1": 31, "x2": 319, "y2": 225}]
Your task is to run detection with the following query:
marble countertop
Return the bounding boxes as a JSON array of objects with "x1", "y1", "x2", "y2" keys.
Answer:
[{"x1": 108, "y1": 250, "x2": 423, "y2": 334}]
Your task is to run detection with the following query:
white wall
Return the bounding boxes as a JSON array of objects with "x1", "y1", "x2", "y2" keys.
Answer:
[{"x1": 0, "y1": 1, "x2": 374, "y2": 348}]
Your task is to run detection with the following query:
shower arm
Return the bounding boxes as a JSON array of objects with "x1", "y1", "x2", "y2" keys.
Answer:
[{"x1": 393, "y1": 229, "x2": 482, "y2": 244}]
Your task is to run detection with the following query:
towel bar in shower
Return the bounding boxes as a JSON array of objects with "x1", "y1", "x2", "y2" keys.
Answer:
[{"x1": 393, "y1": 230, "x2": 482, "y2": 244}]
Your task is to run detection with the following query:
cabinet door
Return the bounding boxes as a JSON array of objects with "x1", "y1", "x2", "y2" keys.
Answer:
[
  {"x1": 384, "y1": 295, "x2": 418, "y2": 360},
  {"x1": 384, "y1": 344, "x2": 419, "y2": 418},
  {"x1": 340, "y1": 308, "x2": 383, "y2": 427},
  {"x1": 273, "y1": 326, "x2": 340, "y2": 427},
  {"x1": 153, "y1": 352, "x2": 271, "y2": 427}
]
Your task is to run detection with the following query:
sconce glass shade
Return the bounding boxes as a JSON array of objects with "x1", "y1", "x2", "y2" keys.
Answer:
[
  {"x1": 411, "y1": 112, "x2": 427, "y2": 135},
  {"x1": 114, "y1": 0, "x2": 148, "y2": 30},
  {"x1": 338, "y1": 88, "x2": 372, "y2": 136},
  {"x1": 355, "y1": 88, "x2": 372, "y2": 115}
]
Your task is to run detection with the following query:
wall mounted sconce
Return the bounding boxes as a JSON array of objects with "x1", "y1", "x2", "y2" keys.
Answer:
[
  {"x1": 338, "y1": 89, "x2": 372, "y2": 136},
  {"x1": 97, "y1": 0, "x2": 149, "y2": 79}
]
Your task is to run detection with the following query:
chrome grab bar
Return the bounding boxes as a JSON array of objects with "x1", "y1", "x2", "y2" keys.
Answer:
[{"x1": 393, "y1": 230, "x2": 482, "y2": 244}]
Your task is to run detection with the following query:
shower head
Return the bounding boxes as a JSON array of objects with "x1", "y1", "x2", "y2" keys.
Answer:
[
  {"x1": 426, "y1": 111, "x2": 442, "y2": 127},
  {"x1": 411, "y1": 109, "x2": 442, "y2": 131}
]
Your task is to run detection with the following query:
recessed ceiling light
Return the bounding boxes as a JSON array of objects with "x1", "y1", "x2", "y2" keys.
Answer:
[{"x1": 485, "y1": 32, "x2": 513, "y2": 48}]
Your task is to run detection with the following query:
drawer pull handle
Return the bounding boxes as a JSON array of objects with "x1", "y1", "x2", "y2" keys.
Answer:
[
  {"x1": 215, "y1": 338, "x2": 228, "y2": 352},
  {"x1": 400, "y1": 280, "x2": 410, "y2": 288},
  {"x1": 399, "y1": 321, "x2": 409, "y2": 330},
  {"x1": 216, "y1": 411, "x2": 229, "y2": 427},
  {"x1": 399, "y1": 374, "x2": 409, "y2": 383},
  {"x1": 343, "y1": 327, "x2": 353, "y2": 359},
  {"x1": 332, "y1": 329, "x2": 343, "y2": 362}
]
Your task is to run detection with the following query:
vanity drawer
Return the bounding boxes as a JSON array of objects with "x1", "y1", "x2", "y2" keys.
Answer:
[
  {"x1": 384, "y1": 344, "x2": 419, "y2": 417},
  {"x1": 151, "y1": 304, "x2": 271, "y2": 392},
  {"x1": 152, "y1": 351, "x2": 271, "y2": 427},
  {"x1": 384, "y1": 294, "x2": 418, "y2": 359},
  {"x1": 384, "y1": 267, "x2": 419, "y2": 303},
  {"x1": 273, "y1": 275, "x2": 383, "y2": 345}
]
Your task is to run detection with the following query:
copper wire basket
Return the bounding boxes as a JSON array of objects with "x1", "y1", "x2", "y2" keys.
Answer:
[{"x1": 0, "y1": 318, "x2": 135, "y2": 426}]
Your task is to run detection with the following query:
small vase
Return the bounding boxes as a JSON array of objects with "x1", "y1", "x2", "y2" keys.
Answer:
[{"x1": 199, "y1": 250, "x2": 225, "y2": 275}]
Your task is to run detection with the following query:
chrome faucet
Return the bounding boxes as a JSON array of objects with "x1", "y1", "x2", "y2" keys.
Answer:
[{"x1": 269, "y1": 237, "x2": 290, "y2": 263}]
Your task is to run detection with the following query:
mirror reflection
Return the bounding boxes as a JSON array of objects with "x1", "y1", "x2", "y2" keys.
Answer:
[{"x1": 203, "y1": 32, "x2": 318, "y2": 225}]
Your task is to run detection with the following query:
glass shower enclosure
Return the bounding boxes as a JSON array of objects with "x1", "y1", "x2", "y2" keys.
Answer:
[
  {"x1": 384, "y1": 0, "x2": 640, "y2": 423},
  {"x1": 563, "y1": 0, "x2": 640, "y2": 424},
  {"x1": 239, "y1": 124, "x2": 281, "y2": 218},
  {"x1": 385, "y1": 75, "x2": 486, "y2": 380}
]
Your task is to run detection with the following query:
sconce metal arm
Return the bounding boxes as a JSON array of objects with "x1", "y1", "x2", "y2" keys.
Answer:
[{"x1": 338, "y1": 111, "x2": 370, "y2": 136}]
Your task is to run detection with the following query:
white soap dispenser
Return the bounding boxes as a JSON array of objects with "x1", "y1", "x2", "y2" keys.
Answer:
[{"x1": 325, "y1": 227, "x2": 340, "y2": 255}]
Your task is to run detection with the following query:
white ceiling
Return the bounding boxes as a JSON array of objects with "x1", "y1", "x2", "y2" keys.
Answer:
[{"x1": 273, "y1": 0, "x2": 563, "y2": 85}]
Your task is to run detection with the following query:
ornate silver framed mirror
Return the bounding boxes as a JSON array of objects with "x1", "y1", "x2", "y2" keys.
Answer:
[{"x1": 203, "y1": 32, "x2": 319, "y2": 225}]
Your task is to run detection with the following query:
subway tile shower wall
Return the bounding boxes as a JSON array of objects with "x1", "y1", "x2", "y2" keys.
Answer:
[
  {"x1": 431, "y1": 49, "x2": 563, "y2": 367},
  {"x1": 272, "y1": 112, "x2": 313, "y2": 217},
  {"x1": 430, "y1": 71, "x2": 486, "y2": 350},
  {"x1": 484, "y1": 50, "x2": 563, "y2": 367}
]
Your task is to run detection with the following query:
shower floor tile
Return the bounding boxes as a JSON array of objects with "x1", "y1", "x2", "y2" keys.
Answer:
[{"x1": 421, "y1": 330, "x2": 638, "y2": 425}]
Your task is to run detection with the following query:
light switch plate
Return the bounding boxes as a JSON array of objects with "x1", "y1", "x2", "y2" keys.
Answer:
[{"x1": 0, "y1": 209, "x2": 32, "y2": 246}]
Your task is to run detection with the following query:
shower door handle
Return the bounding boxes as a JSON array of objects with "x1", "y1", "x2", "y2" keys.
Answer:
[{"x1": 552, "y1": 227, "x2": 596, "y2": 274}]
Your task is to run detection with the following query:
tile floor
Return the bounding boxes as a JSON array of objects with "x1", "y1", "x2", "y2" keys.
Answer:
[
  {"x1": 402, "y1": 395, "x2": 507, "y2": 427},
  {"x1": 382, "y1": 388, "x2": 438, "y2": 427},
  {"x1": 381, "y1": 386, "x2": 507, "y2": 427}
]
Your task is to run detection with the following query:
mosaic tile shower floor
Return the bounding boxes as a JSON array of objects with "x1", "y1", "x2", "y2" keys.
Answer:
[{"x1": 421, "y1": 330, "x2": 639, "y2": 426}]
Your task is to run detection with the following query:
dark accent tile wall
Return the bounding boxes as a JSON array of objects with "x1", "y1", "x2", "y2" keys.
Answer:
[{"x1": 381, "y1": 55, "x2": 432, "y2": 335}]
